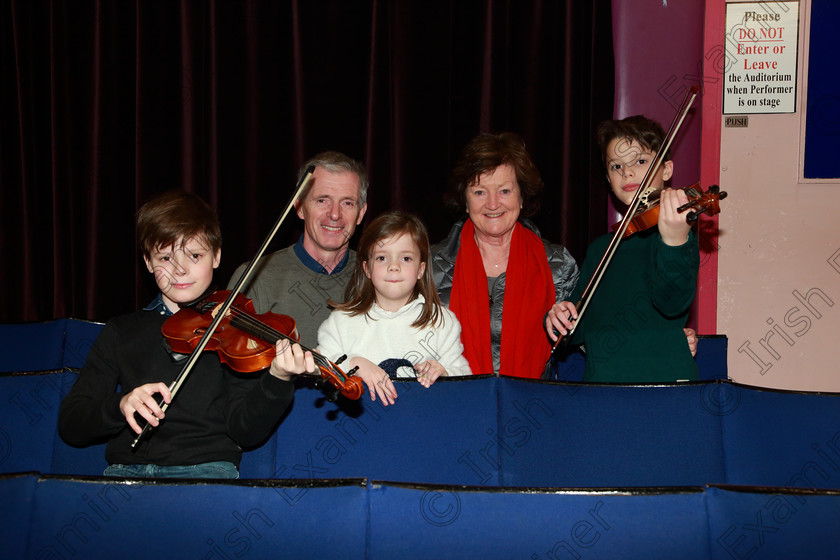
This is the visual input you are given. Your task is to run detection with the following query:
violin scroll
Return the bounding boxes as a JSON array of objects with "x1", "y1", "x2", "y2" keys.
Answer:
[
  {"x1": 680, "y1": 184, "x2": 728, "y2": 223},
  {"x1": 612, "y1": 183, "x2": 728, "y2": 238}
]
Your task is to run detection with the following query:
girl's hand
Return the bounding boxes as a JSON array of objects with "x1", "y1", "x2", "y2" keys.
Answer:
[
  {"x1": 351, "y1": 357, "x2": 398, "y2": 406},
  {"x1": 657, "y1": 188, "x2": 692, "y2": 246},
  {"x1": 546, "y1": 301, "x2": 578, "y2": 341},
  {"x1": 269, "y1": 339, "x2": 316, "y2": 381},
  {"x1": 119, "y1": 382, "x2": 172, "y2": 435},
  {"x1": 415, "y1": 360, "x2": 445, "y2": 388}
]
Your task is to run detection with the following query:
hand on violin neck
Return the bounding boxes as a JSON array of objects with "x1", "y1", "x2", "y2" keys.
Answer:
[
  {"x1": 269, "y1": 339, "x2": 316, "y2": 381},
  {"x1": 657, "y1": 188, "x2": 692, "y2": 246}
]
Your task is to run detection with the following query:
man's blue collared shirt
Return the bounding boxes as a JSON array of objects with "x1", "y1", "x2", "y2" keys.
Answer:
[
  {"x1": 293, "y1": 235, "x2": 350, "y2": 275},
  {"x1": 143, "y1": 293, "x2": 173, "y2": 317}
]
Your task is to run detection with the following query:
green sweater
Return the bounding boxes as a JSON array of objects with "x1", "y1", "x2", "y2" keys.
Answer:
[{"x1": 570, "y1": 229, "x2": 699, "y2": 383}]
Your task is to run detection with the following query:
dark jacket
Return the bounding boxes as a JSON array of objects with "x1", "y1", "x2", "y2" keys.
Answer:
[{"x1": 431, "y1": 218, "x2": 579, "y2": 373}]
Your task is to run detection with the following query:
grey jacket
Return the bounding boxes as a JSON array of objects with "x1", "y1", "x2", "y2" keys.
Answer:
[{"x1": 431, "y1": 218, "x2": 580, "y2": 373}]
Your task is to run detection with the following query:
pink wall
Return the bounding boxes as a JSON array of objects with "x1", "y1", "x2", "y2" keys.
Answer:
[{"x1": 711, "y1": 0, "x2": 840, "y2": 392}]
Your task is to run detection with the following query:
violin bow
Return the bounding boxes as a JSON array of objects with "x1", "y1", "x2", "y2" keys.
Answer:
[
  {"x1": 131, "y1": 167, "x2": 315, "y2": 448},
  {"x1": 549, "y1": 86, "x2": 698, "y2": 358}
]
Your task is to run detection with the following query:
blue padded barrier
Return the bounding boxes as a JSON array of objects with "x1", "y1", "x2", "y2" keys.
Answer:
[
  {"x1": 367, "y1": 484, "x2": 711, "y2": 560},
  {"x1": 0, "y1": 474, "x2": 38, "y2": 560},
  {"x1": 7, "y1": 476, "x2": 840, "y2": 559},
  {"x1": 695, "y1": 335, "x2": 728, "y2": 380},
  {"x1": 5, "y1": 370, "x2": 840, "y2": 495},
  {"x1": 706, "y1": 485, "x2": 840, "y2": 560},
  {"x1": 0, "y1": 319, "x2": 103, "y2": 373},
  {"x1": 267, "y1": 375, "x2": 501, "y2": 485},
  {"x1": 26, "y1": 476, "x2": 369, "y2": 560},
  {"x1": 0, "y1": 372, "x2": 68, "y2": 475},
  {"x1": 50, "y1": 370, "x2": 108, "y2": 476},
  {"x1": 370, "y1": 485, "x2": 709, "y2": 560},
  {"x1": 719, "y1": 384, "x2": 840, "y2": 489},
  {"x1": 496, "y1": 379, "x2": 727, "y2": 487},
  {"x1": 0, "y1": 320, "x2": 67, "y2": 373}
]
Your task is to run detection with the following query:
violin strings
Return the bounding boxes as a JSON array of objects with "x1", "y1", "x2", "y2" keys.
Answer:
[{"x1": 224, "y1": 307, "x2": 340, "y2": 375}]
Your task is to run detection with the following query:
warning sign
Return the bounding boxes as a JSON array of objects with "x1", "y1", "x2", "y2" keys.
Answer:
[{"x1": 723, "y1": 2, "x2": 799, "y2": 114}]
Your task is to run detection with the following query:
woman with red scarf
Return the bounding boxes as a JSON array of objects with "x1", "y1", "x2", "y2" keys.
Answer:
[{"x1": 430, "y1": 133, "x2": 579, "y2": 378}]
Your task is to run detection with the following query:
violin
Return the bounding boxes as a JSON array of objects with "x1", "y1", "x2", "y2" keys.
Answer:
[
  {"x1": 162, "y1": 290, "x2": 364, "y2": 401},
  {"x1": 612, "y1": 183, "x2": 727, "y2": 238},
  {"x1": 549, "y1": 86, "x2": 711, "y2": 357}
]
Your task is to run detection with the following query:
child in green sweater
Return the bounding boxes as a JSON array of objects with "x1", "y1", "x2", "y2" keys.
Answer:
[{"x1": 546, "y1": 115, "x2": 699, "y2": 382}]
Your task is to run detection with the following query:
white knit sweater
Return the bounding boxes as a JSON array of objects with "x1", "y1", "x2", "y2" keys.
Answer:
[{"x1": 317, "y1": 295, "x2": 472, "y2": 378}]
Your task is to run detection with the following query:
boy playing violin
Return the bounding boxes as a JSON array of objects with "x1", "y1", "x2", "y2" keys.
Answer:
[
  {"x1": 59, "y1": 191, "x2": 316, "y2": 478},
  {"x1": 546, "y1": 115, "x2": 699, "y2": 382}
]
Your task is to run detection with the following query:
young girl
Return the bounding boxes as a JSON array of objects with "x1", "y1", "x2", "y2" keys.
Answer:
[{"x1": 317, "y1": 212, "x2": 472, "y2": 405}]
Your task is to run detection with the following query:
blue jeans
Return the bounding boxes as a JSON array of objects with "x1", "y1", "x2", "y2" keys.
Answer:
[{"x1": 103, "y1": 461, "x2": 239, "y2": 479}]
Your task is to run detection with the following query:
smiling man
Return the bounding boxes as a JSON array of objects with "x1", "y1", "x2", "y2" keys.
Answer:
[{"x1": 228, "y1": 152, "x2": 368, "y2": 344}]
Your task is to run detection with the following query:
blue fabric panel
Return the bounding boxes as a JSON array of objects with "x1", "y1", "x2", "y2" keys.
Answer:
[
  {"x1": 0, "y1": 320, "x2": 67, "y2": 373},
  {"x1": 63, "y1": 319, "x2": 104, "y2": 370},
  {"x1": 497, "y1": 379, "x2": 727, "y2": 487},
  {"x1": 27, "y1": 477, "x2": 368, "y2": 560},
  {"x1": 0, "y1": 373, "x2": 66, "y2": 475},
  {"x1": 0, "y1": 474, "x2": 38, "y2": 559},
  {"x1": 271, "y1": 376, "x2": 500, "y2": 485},
  {"x1": 50, "y1": 371, "x2": 109, "y2": 476},
  {"x1": 696, "y1": 335, "x2": 728, "y2": 380},
  {"x1": 239, "y1": 428, "x2": 278, "y2": 479},
  {"x1": 706, "y1": 486, "x2": 840, "y2": 560},
  {"x1": 368, "y1": 483, "x2": 709, "y2": 560},
  {"x1": 721, "y1": 386, "x2": 840, "y2": 489}
]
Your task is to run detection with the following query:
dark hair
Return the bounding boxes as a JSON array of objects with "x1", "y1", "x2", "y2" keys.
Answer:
[
  {"x1": 297, "y1": 151, "x2": 369, "y2": 206},
  {"x1": 445, "y1": 132, "x2": 543, "y2": 218},
  {"x1": 136, "y1": 191, "x2": 221, "y2": 259},
  {"x1": 596, "y1": 115, "x2": 671, "y2": 169},
  {"x1": 332, "y1": 212, "x2": 443, "y2": 329}
]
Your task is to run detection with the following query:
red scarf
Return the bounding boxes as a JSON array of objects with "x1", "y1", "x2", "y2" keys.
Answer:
[{"x1": 450, "y1": 219, "x2": 555, "y2": 378}]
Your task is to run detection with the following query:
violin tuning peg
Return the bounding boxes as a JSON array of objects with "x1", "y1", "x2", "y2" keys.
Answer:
[
  {"x1": 326, "y1": 389, "x2": 340, "y2": 402},
  {"x1": 346, "y1": 366, "x2": 359, "y2": 376},
  {"x1": 687, "y1": 211, "x2": 699, "y2": 222},
  {"x1": 334, "y1": 354, "x2": 347, "y2": 365},
  {"x1": 709, "y1": 185, "x2": 720, "y2": 193}
]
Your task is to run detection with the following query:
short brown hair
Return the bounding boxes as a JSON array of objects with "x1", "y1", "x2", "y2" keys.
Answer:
[
  {"x1": 137, "y1": 191, "x2": 221, "y2": 259},
  {"x1": 445, "y1": 132, "x2": 543, "y2": 218},
  {"x1": 596, "y1": 115, "x2": 671, "y2": 168}
]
